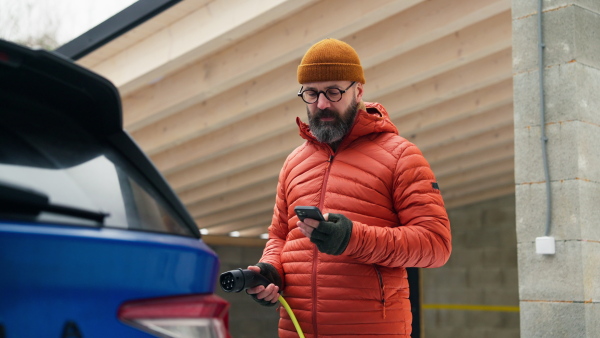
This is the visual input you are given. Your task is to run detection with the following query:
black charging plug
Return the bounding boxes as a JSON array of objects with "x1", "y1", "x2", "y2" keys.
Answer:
[{"x1": 219, "y1": 268, "x2": 272, "y2": 293}]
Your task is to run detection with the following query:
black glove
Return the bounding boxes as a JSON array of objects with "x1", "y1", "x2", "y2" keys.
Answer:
[
  {"x1": 247, "y1": 262, "x2": 282, "y2": 307},
  {"x1": 310, "y1": 213, "x2": 353, "y2": 255}
]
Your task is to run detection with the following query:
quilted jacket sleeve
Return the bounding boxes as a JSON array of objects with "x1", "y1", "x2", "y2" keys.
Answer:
[
  {"x1": 344, "y1": 141, "x2": 451, "y2": 268},
  {"x1": 258, "y1": 161, "x2": 290, "y2": 288}
]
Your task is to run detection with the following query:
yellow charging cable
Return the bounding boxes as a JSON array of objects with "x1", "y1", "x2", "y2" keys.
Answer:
[{"x1": 278, "y1": 295, "x2": 305, "y2": 338}]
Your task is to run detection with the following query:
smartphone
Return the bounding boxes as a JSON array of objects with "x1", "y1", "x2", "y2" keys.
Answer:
[{"x1": 294, "y1": 206, "x2": 325, "y2": 222}]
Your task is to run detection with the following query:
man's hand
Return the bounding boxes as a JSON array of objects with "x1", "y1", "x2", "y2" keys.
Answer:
[
  {"x1": 297, "y1": 213, "x2": 328, "y2": 238},
  {"x1": 298, "y1": 213, "x2": 353, "y2": 255},
  {"x1": 245, "y1": 265, "x2": 280, "y2": 306}
]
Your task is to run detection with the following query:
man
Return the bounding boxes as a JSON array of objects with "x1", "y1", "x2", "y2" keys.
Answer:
[{"x1": 247, "y1": 38, "x2": 452, "y2": 337}]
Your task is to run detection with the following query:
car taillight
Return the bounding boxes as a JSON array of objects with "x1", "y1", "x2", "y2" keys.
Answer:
[{"x1": 118, "y1": 294, "x2": 230, "y2": 338}]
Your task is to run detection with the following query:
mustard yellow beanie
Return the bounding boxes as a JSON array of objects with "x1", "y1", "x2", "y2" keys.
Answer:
[{"x1": 297, "y1": 38, "x2": 365, "y2": 84}]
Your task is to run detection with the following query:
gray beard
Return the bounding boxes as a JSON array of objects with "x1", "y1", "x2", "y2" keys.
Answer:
[{"x1": 307, "y1": 99, "x2": 359, "y2": 144}]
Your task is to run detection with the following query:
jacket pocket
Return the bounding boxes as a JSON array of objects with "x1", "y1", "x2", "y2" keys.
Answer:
[{"x1": 373, "y1": 265, "x2": 386, "y2": 319}]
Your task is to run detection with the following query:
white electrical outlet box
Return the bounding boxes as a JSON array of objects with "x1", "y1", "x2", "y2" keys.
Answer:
[{"x1": 536, "y1": 236, "x2": 555, "y2": 255}]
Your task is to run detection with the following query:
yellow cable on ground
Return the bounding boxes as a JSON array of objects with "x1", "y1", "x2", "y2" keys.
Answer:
[{"x1": 278, "y1": 295, "x2": 305, "y2": 338}]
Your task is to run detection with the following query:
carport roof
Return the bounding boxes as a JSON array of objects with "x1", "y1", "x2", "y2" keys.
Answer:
[{"x1": 55, "y1": 0, "x2": 181, "y2": 60}]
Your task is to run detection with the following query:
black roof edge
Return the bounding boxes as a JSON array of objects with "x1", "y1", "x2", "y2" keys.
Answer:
[{"x1": 55, "y1": 0, "x2": 181, "y2": 60}]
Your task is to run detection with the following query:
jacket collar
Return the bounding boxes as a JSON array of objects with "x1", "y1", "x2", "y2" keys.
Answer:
[{"x1": 296, "y1": 101, "x2": 398, "y2": 148}]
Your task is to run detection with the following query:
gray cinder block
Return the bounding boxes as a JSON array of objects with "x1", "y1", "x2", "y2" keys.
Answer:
[
  {"x1": 517, "y1": 240, "x2": 584, "y2": 301},
  {"x1": 520, "y1": 301, "x2": 586, "y2": 337},
  {"x1": 513, "y1": 63, "x2": 600, "y2": 129}
]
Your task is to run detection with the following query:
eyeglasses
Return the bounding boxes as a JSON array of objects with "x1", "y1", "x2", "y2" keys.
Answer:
[{"x1": 297, "y1": 82, "x2": 356, "y2": 104}]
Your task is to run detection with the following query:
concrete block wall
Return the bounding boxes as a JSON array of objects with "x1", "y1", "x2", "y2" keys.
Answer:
[
  {"x1": 512, "y1": 1, "x2": 600, "y2": 336},
  {"x1": 422, "y1": 194, "x2": 520, "y2": 338}
]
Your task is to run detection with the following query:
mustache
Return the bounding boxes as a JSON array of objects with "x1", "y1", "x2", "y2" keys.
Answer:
[{"x1": 315, "y1": 109, "x2": 338, "y2": 119}]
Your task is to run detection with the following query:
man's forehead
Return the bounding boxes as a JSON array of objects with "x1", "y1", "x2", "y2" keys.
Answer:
[{"x1": 302, "y1": 80, "x2": 353, "y2": 89}]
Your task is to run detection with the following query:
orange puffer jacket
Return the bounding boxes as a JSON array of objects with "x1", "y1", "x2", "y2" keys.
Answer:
[{"x1": 260, "y1": 102, "x2": 451, "y2": 338}]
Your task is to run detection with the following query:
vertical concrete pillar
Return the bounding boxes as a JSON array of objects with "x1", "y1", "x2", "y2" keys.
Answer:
[{"x1": 512, "y1": 1, "x2": 600, "y2": 336}]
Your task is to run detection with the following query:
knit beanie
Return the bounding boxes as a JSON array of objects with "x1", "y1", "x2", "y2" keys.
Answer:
[{"x1": 297, "y1": 38, "x2": 366, "y2": 84}]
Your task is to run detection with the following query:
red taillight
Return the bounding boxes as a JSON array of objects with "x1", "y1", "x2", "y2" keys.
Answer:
[{"x1": 118, "y1": 294, "x2": 230, "y2": 338}]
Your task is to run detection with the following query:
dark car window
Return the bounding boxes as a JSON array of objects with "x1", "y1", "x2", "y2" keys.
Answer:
[{"x1": 0, "y1": 98, "x2": 193, "y2": 237}]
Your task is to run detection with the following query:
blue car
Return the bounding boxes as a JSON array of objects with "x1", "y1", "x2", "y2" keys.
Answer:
[{"x1": 0, "y1": 39, "x2": 230, "y2": 338}]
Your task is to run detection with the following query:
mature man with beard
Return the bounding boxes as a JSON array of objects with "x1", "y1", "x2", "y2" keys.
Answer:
[{"x1": 246, "y1": 39, "x2": 452, "y2": 338}]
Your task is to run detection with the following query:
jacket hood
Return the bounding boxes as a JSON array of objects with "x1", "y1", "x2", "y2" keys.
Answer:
[{"x1": 296, "y1": 101, "x2": 398, "y2": 146}]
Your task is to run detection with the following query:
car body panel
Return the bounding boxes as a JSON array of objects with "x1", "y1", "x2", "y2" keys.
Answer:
[
  {"x1": 0, "y1": 222, "x2": 219, "y2": 337},
  {"x1": 0, "y1": 39, "x2": 226, "y2": 337}
]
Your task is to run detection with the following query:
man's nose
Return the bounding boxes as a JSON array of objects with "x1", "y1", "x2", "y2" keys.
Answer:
[{"x1": 316, "y1": 92, "x2": 331, "y2": 110}]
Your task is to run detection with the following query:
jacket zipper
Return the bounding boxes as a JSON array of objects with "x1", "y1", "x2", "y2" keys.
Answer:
[
  {"x1": 374, "y1": 265, "x2": 386, "y2": 319},
  {"x1": 312, "y1": 152, "x2": 334, "y2": 337}
]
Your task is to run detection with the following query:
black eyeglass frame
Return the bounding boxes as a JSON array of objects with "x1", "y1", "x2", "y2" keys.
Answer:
[{"x1": 297, "y1": 82, "x2": 356, "y2": 104}]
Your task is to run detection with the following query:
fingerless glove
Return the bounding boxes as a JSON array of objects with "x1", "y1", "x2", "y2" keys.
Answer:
[
  {"x1": 310, "y1": 213, "x2": 353, "y2": 255},
  {"x1": 247, "y1": 262, "x2": 282, "y2": 307}
]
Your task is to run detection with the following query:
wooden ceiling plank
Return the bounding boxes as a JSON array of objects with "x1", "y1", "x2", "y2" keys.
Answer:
[
  {"x1": 178, "y1": 158, "x2": 283, "y2": 205},
  {"x1": 351, "y1": 0, "x2": 511, "y2": 68},
  {"x1": 152, "y1": 48, "x2": 513, "y2": 179},
  {"x1": 122, "y1": 0, "x2": 425, "y2": 131},
  {"x1": 132, "y1": 10, "x2": 511, "y2": 157},
  {"x1": 165, "y1": 96, "x2": 511, "y2": 193},
  {"x1": 395, "y1": 79, "x2": 513, "y2": 136},
  {"x1": 423, "y1": 124, "x2": 515, "y2": 164},
  {"x1": 163, "y1": 60, "x2": 512, "y2": 193},
  {"x1": 133, "y1": 62, "x2": 302, "y2": 156},
  {"x1": 438, "y1": 172, "x2": 514, "y2": 200},
  {"x1": 406, "y1": 102, "x2": 514, "y2": 151},
  {"x1": 200, "y1": 211, "x2": 273, "y2": 235},
  {"x1": 166, "y1": 132, "x2": 300, "y2": 192},
  {"x1": 378, "y1": 48, "x2": 513, "y2": 121},
  {"x1": 79, "y1": 0, "x2": 211, "y2": 68},
  {"x1": 194, "y1": 196, "x2": 275, "y2": 228},
  {"x1": 438, "y1": 157, "x2": 514, "y2": 190},
  {"x1": 432, "y1": 142, "x2": 514, "y2": 178},
  {"x1": 149, "y1": 100, "x2": 300, "y2": 173},
  {"x1": 89, "y1": 0, "x2": 318, "y2": 96},
  {"x1": 444, "y1": 184, "x2": 515, "y2": 209},
  {"x1": 362, "y1": 10, "x2": 511, "y2": 98},
  {"x1": 187, "y1": 178, "x2": 278, "y2": 217}
]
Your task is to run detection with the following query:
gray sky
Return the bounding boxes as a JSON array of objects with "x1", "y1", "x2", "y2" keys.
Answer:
[{"x1": 0, "y1": 0, "x2": 137, "y2": 47}]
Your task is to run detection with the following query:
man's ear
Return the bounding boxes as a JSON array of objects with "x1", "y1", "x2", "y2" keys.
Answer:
[{"x1": 355, "y1": 83, "x2": 364, "y2": 102}]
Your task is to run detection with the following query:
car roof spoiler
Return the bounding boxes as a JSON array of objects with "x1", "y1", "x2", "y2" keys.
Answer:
[{"x1": 0, "y1": 38, "x2": 121, "y2": 137}]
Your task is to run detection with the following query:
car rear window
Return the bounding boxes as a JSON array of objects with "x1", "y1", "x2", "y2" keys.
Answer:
[{"x1": 0, "y1": 96, "x2": 194, "y2": 237}]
